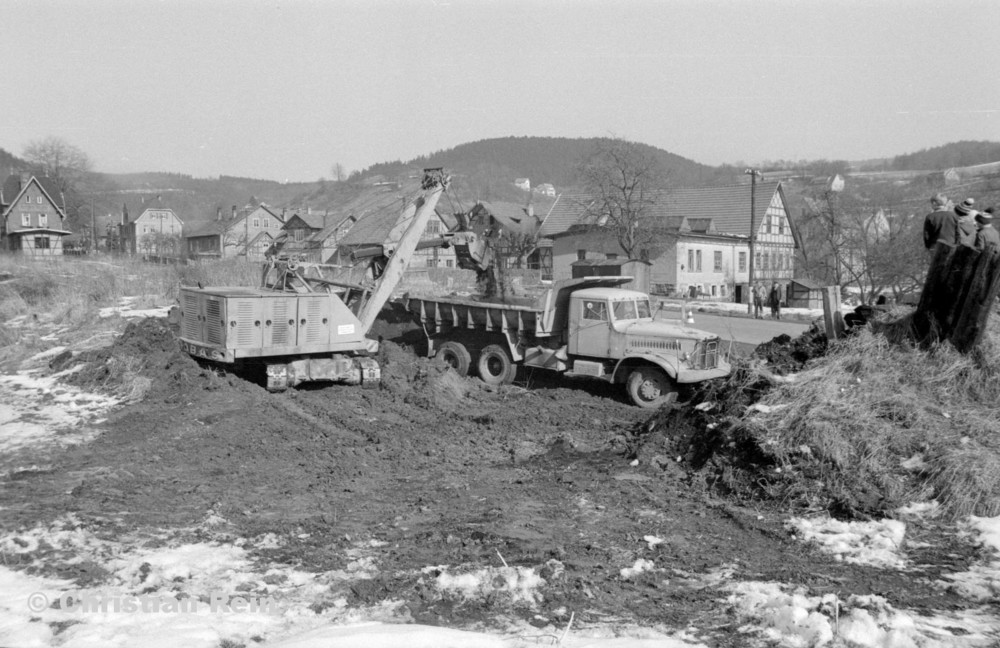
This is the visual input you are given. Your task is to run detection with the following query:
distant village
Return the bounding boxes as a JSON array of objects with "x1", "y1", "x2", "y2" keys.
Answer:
[{"x1": 4, "y1": 158, "x2": 994, "y2": 306}]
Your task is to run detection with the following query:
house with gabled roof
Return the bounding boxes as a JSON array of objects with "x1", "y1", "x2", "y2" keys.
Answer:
[
  {"x1": 278, "y1": 212, "x2": 357, "y2": 263},
  {"x1": 120, "y1": 202, "x2": 184, "y2": 257},
  {"x1": 184, "y1": 204, "x2": 284, "y2": 259},
  {"x1": 539, "y1": 182, "x2": 795, "y2": 300},
  {"x1": 0, "y1": 173, "x2": 72, "y2": 256}
]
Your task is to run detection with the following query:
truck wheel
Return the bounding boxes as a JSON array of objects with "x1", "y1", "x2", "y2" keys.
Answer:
[
  {"x1": 436, "y1": 341, "x2": 472, "y2": 376},
  {"x1": 477, "y1": 344, "x2": 516, "y2": 386},
  {"x1": 626, "y1": 367, "x2": 677, "y2": 409}
]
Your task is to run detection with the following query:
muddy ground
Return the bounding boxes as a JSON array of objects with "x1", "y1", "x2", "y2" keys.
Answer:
[{"x1": 0, "y1": 307, "x2": 982, "y2": 645}]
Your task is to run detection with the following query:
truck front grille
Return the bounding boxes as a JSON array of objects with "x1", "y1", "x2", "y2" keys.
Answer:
[
  {"x1": 691, "y1": 338, "x2": 720, "y2": 369},
  {"x1": 626, "y1": 336, "x2": 682, "y2": 353}
]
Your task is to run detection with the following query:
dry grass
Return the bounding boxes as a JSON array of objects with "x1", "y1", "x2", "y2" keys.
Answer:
[
  {"x1": 732, "y1": 318, "x2": 1000, "y2": 518},
  {"x1": 0, "y1": 254, "x2": 259, "y2": 368}
]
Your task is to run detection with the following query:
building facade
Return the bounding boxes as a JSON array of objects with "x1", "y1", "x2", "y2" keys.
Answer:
[
  {"x1": 0, "y1": 174, "x2": 71, "y2": 256},
  {"x1": 540, "y1": 182, "x2": 796, "y2": 301}
]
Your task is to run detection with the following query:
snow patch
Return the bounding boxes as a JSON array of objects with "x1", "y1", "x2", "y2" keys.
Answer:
[{"x1": 787, "y1": 516, "x2": 907, "y2": 569}]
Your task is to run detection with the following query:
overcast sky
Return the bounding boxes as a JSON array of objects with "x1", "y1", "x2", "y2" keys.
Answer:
[{"x1": 3, "y1": 0, "x2": 998, "y2": 182}]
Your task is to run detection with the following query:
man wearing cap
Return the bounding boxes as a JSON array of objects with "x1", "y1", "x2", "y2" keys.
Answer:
[
  {"x1": 954, "y1": 198, "x2": 978, "y2": 248},
  {"x1": 975, "y1": 207, "x2": 1000, "y2": 250},
  {"x1": 923, "y1": 193, "x2": 956, "y2": 249}
]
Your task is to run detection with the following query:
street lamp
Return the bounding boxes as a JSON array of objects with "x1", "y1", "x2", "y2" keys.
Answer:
[{"x1": 744, "y1": 168, "x2": 762, "y2": 314}]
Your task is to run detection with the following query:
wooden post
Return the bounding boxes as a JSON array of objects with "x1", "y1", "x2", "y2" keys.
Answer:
[
  {"x1": 913, "y1": 242, "x2": 1000, "y2": 351},
  {"x1": 822, "y1": 286, "x2": 844, "y2": 339}
]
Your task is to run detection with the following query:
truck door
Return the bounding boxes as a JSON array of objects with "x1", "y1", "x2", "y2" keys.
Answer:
[{"x1": 569, "y1": 297, "x2": 611, "y2": 357}]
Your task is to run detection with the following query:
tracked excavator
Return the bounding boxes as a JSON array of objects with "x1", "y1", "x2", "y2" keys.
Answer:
[{"x1": 176, "y1": 169, "x2": 491, "y2": 391}]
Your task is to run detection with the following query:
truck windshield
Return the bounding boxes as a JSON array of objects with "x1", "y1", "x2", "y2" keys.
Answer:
[{"x1": 613, "y1": 299, "x2": 651, "y2": 321}]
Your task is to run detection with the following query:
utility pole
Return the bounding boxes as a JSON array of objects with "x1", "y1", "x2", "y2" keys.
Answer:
[{"x1": 744, "y1": 168, "x2": 762, "y2": 314}]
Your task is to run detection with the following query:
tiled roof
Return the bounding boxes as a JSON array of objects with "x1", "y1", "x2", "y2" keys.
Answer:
[
  {"x1": 1, "y1": 175, "x2": 66, "y2": 217},
  {"x1": 540, "y1": 182, "x2": 784, "y2": 239},
  {"x1": 470, "y1": 201, "x2": 541, "y2": 237},
  {"x1": 184, "y1": 220, "x2": 229, "y2": 237}
]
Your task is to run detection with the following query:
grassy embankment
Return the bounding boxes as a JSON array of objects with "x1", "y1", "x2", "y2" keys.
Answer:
[
  {"x1": 696, "y1": 313, "x2": 1000, "y2": 519},
  {"x1": 0, "y1": 254, "x2": 258, "y2": 371}
]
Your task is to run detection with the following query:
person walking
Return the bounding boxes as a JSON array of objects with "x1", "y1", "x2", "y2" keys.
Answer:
[
  {"x1": 955, "y1": 198, "x2": 978, "y2": 248},
  {"x1": 768, "y1": 281, "x2": 782, "y2": 320},
  {"x1": 923, "y1": 193, "x2": 956, "y2": 250},
  {"x1": 752, "y1": 282, "x2": 764, "y2": 319},
  {"x1": 975, "y1": 207, "x2": 1000, "y2": 250}
]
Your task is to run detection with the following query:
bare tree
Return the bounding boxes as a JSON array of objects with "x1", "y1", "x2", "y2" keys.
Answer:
[
  {"x1": 577, "y1": 138, "x2": 667, "y2": 258},
  {"x1": 799, "y1": 185, "x2": 925, "y2": 302},
  {"x1": 22, "y1": 136, "x2": 92, "y2": 193},
  {"x1": 331, "y1": 163, "x2": 348, "y2": 183}
]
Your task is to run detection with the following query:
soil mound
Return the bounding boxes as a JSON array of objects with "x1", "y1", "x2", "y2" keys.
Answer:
[
  {"x1": 753, "y1": 328, "x2": 828, "y2": 374},
  {"x1": 62, "y1": 318, "x2": 206, "y2": 401},
  {"x1": 378, "y1": 340, "x2": 470, "y2": 410}
]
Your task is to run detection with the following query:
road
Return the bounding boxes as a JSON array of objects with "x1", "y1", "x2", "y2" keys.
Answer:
[{"x1": 688, "y1": 311, "x2": 810, "y2": 346}]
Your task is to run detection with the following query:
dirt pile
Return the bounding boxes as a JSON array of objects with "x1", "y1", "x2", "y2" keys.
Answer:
[
  {"x1": 378, "y1": 340, "x2": 472, "y2": 410},
  {"x1": 753, "y1": 328, "x2": 828, "y2": 374},
  {"x1": 59, "y1": 317, "x2": 215, "y2": 402}
]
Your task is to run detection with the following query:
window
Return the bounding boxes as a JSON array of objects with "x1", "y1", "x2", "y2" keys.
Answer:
[
  {"x1": 35, "y1": 236, "x2": 50, "y2": 249},
  {"x1": 577, "y1": 250, "x2": 586, "y2": 261},
  {"x1": 687, "y1": 249, "x2": 694, "y2": 271},
  {"x1": 445, "y1": 259, "x2": 454, "y2": 268},
  {"x1": 695, "y1": 250, "x2": 702, "y2": 272},
  {"x1": 755, "y1": 252, "x2": 761, "y2": 270},
  {"x1": 263, "y1": 218, "x2": 269, "y2": 228},
  {"x1": 253, "y1": 219, "x2": 260, "y2": 228},
  {"x1": 711, "y1": 285, "x2": 717, "y2": 296},
  {"x1": 39, "y1": 214, "x2": 47, "y2": 227},
  {"x1": 778, "y1": 217, "x2": 785, "y2": 235},
  {"x1": 21, "y1": 213, "x2": 29, "y2": 226},
  {"x1": 762, "y1": 252, "x2": 769, "y2": 270},
  {"x1": 24, "y1": 195, "x2": 31, "y2": 204},
  {"x1": 36, "y1": 196, "x2": 42, "y2": 204},
  {"x1": 766, "y1": 215, "x2": 772, "y2": 234},
  {"x1": 426, "y1": 259, "x2": 436, "y2": 267},
  {"x1": 606, "y1": 253, "x2": 618, "y2": 260},
  {"x1": 294, "y1": 229, "x2": 304, "y2": 242},
  {"x1": 582, "y1": 301, "x2": 608, "y2": 321},
  {"x1": 713, "y1": 251, "x2": 722, "y2": 272},
  {"x1": 720, "y1": 285, "x2": 727, "y2": 297},
  {"x1": 426, "y1": 221, "x2": 441, "y2": 235},
  {"x1": 613, "y1": 300, "x2": 638, "y2": 320},
  {"x1": 738, "y1": 251, "x2": 746, "y2": 272}
]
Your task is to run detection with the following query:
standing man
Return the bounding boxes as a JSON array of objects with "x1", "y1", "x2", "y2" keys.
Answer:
[
  {"x1": 955, "y1": 198, "x2": 978, "y2": 248},
  {"x1": 768, "y1": 281, "x2": 782, "y2": 320},
  {"x1": 752, "y1": 282, "x2": 764, "y2": 319},
  {"x1": 923, "y1": 193, "x2": 956, "y2": 249},
  {"x1": 975, "y1": 208, "x2": 1000, "y2": 250}
]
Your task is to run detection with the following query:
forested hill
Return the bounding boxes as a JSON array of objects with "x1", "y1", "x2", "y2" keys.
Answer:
[
  {"x1": 357, "y1": 136, "x2": 740, "y2": 190},
  {"x1": 891, "y1": 140, "x2": 1000, "y2": 171}
]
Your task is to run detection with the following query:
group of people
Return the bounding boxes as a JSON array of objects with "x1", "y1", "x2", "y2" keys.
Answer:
[
  {"x1": 923, "y1": 193, "x2": 1000, "y2": 251},
  {"x1": 752, "y1": 281, "x2": 782, "y2": 320}
]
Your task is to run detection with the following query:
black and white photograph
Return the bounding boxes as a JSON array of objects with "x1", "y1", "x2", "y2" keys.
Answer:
[{"x1": 2, "y1": 1, "x2": 1000, "y2": 646}]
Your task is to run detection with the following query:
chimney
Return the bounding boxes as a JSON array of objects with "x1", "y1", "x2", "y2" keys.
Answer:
[
  {"x1": 217, "y1": 207, "x2": 222, "y2": 221},
  {"x1": 231, "y1": 205, "x2": 237, "y2": 220},
  {"x1": 307, "y1": 206, "x2": 312, "y2": 216}
]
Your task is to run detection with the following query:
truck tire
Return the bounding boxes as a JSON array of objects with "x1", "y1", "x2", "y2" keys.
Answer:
[
  {"x1": 436, "y1": 341, "x2": 472, "y2": 376},
  {"x1": 626, "y1": 367, "x2": 678, "y2": 409},
  {"x1": 477, "y1": 344, "x2": 516, "y2": 386}
]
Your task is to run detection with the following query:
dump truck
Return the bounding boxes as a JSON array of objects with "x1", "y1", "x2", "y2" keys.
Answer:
[
  {"x1": 175, "y1": 169, "x2": 492, "y2": 391},
  {"x1": 405, "y1": 278, "x2": 732, "y2": 408}
]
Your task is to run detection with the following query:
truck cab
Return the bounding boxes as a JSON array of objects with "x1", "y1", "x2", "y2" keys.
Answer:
[{"x1": 565, "y1": 287, "x2": 730, "y2": 407}]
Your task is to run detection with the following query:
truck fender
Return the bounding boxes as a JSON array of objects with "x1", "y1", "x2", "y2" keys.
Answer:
[{"x1": 611, "y1": 353, "x2": 680, "y2": 384}]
